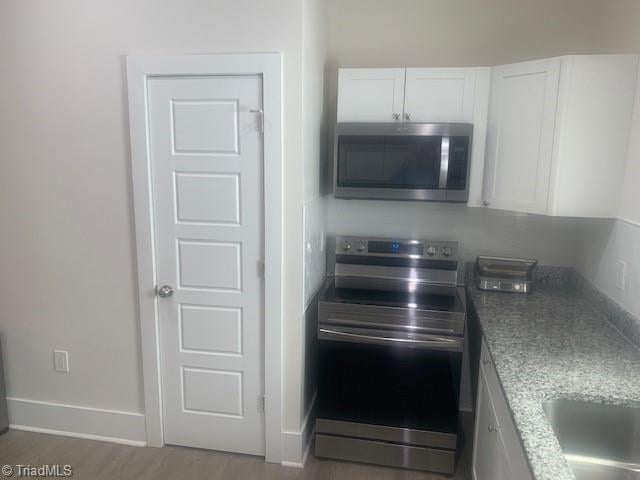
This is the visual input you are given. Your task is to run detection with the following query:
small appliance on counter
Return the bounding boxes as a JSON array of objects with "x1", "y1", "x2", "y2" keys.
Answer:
[{"x1": 476, "y1": 256, "x2": 537, "y2": 293}]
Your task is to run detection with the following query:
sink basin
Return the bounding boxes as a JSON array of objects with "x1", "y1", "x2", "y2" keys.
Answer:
[{"x1": 543, "y1": 399, "x2": 640, "y2": 480}]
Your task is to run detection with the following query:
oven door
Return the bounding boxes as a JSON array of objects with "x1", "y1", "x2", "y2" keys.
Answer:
[{"x1": 316, "y1": 325, "x2": 463, "y2": 449}]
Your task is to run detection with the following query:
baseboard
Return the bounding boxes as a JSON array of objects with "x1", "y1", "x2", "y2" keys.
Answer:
[
  {"x1": 281, "y1": 393, "x2": 316, "y2": 467},
  {"x1": 7, "y1": 397, "x2": 146, "y2": 446}
]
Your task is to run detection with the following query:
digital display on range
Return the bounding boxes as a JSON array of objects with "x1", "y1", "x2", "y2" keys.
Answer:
[{"x1": 368, "y1": 241, "x2": 424, "y2": 256}]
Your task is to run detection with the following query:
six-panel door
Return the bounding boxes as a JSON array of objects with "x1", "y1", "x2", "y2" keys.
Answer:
[{"x1": 147, "y1": 75, "x2": 265, "y2": 455}]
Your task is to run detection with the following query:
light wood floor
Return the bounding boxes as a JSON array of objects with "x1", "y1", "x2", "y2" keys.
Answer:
[{"x1": 0, "y1": 428, "x2": 471, "y2": 480}]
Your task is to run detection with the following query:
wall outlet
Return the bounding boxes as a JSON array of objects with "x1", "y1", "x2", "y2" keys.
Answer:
[
  {"x1": 53, "y1": 350, "x2": 69, "y2": 373},
  {"x1": 616, "y1": 260, "x2": 627, "y2": 290}
]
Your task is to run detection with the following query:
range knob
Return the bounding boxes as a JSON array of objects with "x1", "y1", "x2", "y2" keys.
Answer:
[
  {"x1": 442, "y1": 247, "x2": 453, "y2": 257},
  {"x1": 426, "y1": 246, "x2": 437, "y2": 256},
  {"x1": 356, "y1": 241, "x2": 366, "y2": 252},
  {"x1": 342, "y1": 241, "x2": 352, "y2": 252}
]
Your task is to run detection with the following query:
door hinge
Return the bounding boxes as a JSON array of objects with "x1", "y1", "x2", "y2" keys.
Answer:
[
  {"x1": 259, "y1": 394, "x2": 266, "y2": 413},
  {"x1": 250, "y1": 109, "x2": 264, "y2": 133},
  {"x1": 257, "y1": 260, "x2": 265, "y2": 278}
]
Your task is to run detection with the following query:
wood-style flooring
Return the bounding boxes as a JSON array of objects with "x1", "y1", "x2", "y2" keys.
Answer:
[{"x1": 0, "y1": 427, "x2": 471, "y2": 480}]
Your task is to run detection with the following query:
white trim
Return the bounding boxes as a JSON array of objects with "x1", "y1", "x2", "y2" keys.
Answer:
[
  {"x1": 617, "y1": 216, "x2": 640, "y2": 229},
  {"x1": 280, "y1": 393, "x2": 316, "y2": 467},
  {"x1": 126, "y1": 53, "x2": 284, "y2": 461},
  {"x1": 7, "y1": 397, "x2": 146, "y2": 446},
  {"x1": 9, "y1": 426, "x2": 146, "y2": 448}
]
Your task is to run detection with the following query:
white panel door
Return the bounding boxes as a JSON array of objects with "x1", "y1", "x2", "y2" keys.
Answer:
[
  {"x1": 148, "y1": 75, "x2": 264, "y2": 455},
  {"x1": 404, "y1": 68, "x2": 476, "y2": 123},
  {"x1": 483, "y1": 58, "x2": 561, "y2": 214},
  {"x1": 337, "y1": 68, "x2": 406, "y2": 122}
]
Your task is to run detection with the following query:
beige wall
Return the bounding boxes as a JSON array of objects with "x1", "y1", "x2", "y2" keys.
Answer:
[
  {"x1": 327, "y1": 0, "x2": 605, "y2": 69},
  {"x1": 0, "y1": 0, "x2": 306, "y2": 432}
]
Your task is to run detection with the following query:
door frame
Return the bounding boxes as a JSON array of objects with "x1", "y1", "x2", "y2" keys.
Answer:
[{"x1": 126, "y1": 53, "x2": 284, "y2": 462}]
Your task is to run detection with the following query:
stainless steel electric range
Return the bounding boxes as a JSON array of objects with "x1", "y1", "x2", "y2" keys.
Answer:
[{"x1": 315, "y1": 236, "x2": 466, "y2": 475}]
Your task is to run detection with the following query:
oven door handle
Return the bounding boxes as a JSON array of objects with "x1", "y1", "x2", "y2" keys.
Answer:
[{"x1": 318, "y1": 327, "x2": 463, "y2": 352}]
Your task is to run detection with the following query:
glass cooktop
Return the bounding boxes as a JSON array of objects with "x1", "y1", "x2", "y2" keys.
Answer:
[{"x1": 321, "y1": 281, "x2": 464, "y2": 313}]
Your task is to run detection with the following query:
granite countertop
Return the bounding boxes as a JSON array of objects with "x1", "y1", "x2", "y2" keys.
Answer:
[{"x1": 468, "y1": 276, "x2": 640, "y2": 480}]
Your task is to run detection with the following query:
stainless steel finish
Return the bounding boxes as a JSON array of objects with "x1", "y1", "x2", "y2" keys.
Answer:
[
  {"x1": 404, "y1": 112, "x2": 411, "y2": 121},
  {"x1": 477, "y1": 276, "x2": 532, "y2": 293},
  {"x1": 438, "y1": 136, "x2": 450, "y2": 189},
  {"x1": 476, "y1": 256, "x2": 537, "y2": 294},
  {"x1": 392, "y1": 113, "x2": 400, "y2": 120},
  {"x1": 336, "y1": 123, "x2": 473, "y2": 138},
  {"x1": 477, "y1": 256, "x2": 538, "y2": 279},
  {"x1": 315, "y1": 434, "x2": 456, "y2": 474},
  {"x1": 334, "y1": 264, "x2": 458, "y2": 290},
  {"x1": 157, "y1": 285, "x2": 174, "y2": 298},
  {"x1": 318, "y1": 326, "x2": 463, "y2": 352},
  {"x1": 319, "y1": 292, "x2": 466, "y2": 335},
  {"x1": 543, "y1": 399, "x2": 640, "y2": 480},
  {"x1": 334, "y1": 236, "x2": 459, "y2": 262},
  {"x1": 317, "y1": 235, "x2": 465, "y2": 473},
  {"x1": 316, "y1": 418, "x2": 457, "y2": 449},
  {"x1": 333, "y1": 122, "x2": 473, "y2": 202}
]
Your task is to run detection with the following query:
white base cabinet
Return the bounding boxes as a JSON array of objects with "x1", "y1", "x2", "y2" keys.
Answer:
[
  {"x1": 472, "y1": 340, "x2": 532, "y2": 480},
  {"x1": 483, "y1": 54, "x2": 639, "y2": 217}
]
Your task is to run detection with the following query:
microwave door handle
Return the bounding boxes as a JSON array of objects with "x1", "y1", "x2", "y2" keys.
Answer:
[
  {"x1": 438, "y1": 136, "x2": 450, "y2": 189},
  {"x1": 318, "y1": 328, "x2": 462, "y2": 352}
]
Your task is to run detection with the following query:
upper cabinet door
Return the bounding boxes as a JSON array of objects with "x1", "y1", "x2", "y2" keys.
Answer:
[
  {"x1": 404, "y1": 68, "x2": 476, "y2": 122},
  {"x1": 483, "y1": 58, "x2": 561, "y2": 214},
  {"x1": 337, "y1": 68, "x2": 406, "y2": 122}
]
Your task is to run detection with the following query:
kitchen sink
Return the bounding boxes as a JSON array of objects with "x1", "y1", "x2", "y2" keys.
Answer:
[{"x1": 543, "y1": 399, "x2": 640, "y2": 480}]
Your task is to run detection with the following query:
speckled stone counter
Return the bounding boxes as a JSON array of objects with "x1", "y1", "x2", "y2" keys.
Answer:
[{"x1": 467, "y1": 271, "x2": 640, "y2": 480}]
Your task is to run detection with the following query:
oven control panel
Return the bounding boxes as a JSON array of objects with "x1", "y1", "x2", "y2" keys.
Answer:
[{"x1": 335, "y1": 236, "x2": 458, "y2": 261}]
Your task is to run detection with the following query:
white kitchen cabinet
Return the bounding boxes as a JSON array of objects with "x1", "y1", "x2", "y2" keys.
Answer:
[
  {"x1": 483, "y1": 54, "x2": 639, "y2": 217},
  {"x1": 404, "y1": 68, "x2": 477, "y2": 123},
  {"x1": 473, "y1": 340, "x2": 533, "y2": 480},
  {"x1": 337, "y1": 68, "x2": 406, "y2": 122},
  {"x1": 472, "y1": 365, "x2": 512, "y2": 480},
  {"x1": 482, "y1": 58, "x2": 561, "y2": 214}
]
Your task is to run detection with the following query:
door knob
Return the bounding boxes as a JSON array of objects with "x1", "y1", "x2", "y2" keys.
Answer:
[{"x1": 157, "y1": 285, "x2": 174, "y2": 298}]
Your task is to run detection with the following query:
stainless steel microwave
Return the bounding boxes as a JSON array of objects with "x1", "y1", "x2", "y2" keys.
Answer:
[{"x1": 332, "y1": 123, "x2": 473, "y2": 202}]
